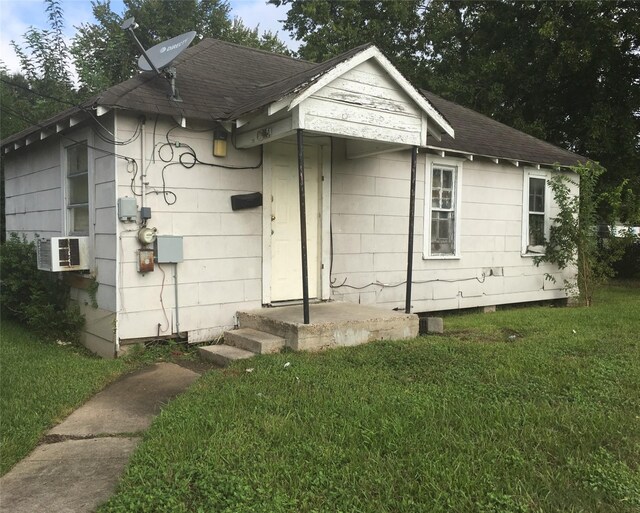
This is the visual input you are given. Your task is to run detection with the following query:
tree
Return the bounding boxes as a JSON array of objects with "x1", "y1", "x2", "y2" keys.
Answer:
[
  {"x1": 1, "y1": 0, "x2": 82, "y2": 241},
  {"x1": 270, "y1": 0, "x2": 425, "y2": 82},
  {"x1": 273, "y1": 1, "x2": 640, "y2": 222},
  {"x1": 5, "y1": 0, "x2": 79, "y2": 125},
  {"x1": 0, "y1": 68, "x2": 35, "y2": 140},
  {"x1": 421, "y1": 1, "x2": 640, "y2": 195},
  {"x1": 72, "y1": 0, "x2": 289, "y2": 94}
]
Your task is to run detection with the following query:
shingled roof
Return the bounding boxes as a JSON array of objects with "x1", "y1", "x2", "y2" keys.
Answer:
[
  {"x1": 2, "y1": 38, "x2": 583, "y2": 167},
  {"x1": 421, "y1": 90, "x2": 584, "y2": 167},
  {"x1": 97, "y1": 38, "x2": 314, "y2": 121}
]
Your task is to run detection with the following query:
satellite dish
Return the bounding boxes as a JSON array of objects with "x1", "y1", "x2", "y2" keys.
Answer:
[
  {"x1": 121, "y1": 17, "x2": 195, "y2": 102},
  {"x1": 120, "y1": 17, "x2": 138, "y2": 31},
  {"x1": 137, "y1": 31, "x2": 196, "y2": 72}
]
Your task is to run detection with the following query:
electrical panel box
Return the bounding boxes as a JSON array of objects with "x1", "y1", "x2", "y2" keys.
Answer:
[
  {"x1": 37, "y1": 237, "x2": 90, "y2": 272},
  {"x1": 118, "y1": 197, "x2": 138, "y2": 222},
  {"x1": 155, "y1": 236, "x2": 183, "y2": 263},
  {"x1": 137, "y1": 248, "x2": 155, "y2": 273}
]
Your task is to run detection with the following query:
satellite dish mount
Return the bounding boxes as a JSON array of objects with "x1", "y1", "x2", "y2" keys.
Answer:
[{"x1": 121, "y1": 17, "x2": 196, "y2": 102}]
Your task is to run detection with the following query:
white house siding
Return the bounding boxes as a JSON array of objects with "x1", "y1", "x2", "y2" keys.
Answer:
[
  {"x1": 330, "y1": 139, "x2": 575, "y2": 312},
  {"x1": 3, "y1": 121, "x2": 118, "y2": 357},
  {"x1": 114, "y1": 112, "x2": 263, "y2": 343},
  {"x1": 300, "y1": 60, "x2": 425, "y2": 146},
  {"x1": 84, "y1": 118, "x2": 118, "y2": 357},
  {"x1": 4, "y1": 137, "x2": 63, "y2": 239}
]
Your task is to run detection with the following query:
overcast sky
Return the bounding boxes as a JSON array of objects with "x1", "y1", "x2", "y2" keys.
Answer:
[{"x1": 0, "y1": 0, "x2": 298, "y2": 75}]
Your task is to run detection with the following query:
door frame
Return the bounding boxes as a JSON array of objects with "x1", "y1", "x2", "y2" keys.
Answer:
[{"x1": 262, "y1": 139, "x2": 331, "y2": 305}]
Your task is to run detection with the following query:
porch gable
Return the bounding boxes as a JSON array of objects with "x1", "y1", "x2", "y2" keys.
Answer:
[{"x1": 235, "y1": 46, "x2": 454, "y2": 150}]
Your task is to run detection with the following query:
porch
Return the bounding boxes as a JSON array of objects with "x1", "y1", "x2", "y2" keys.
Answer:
[
  {"x1": 198, "y1": 302, "x2": 418, "y2": 366},
  {"x1": 230, "y1": 47, "x2": 454, "y2": 325}
]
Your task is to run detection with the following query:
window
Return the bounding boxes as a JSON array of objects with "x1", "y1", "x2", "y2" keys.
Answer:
[
  {"x1": 522, "y1": 171, "x2": 548, "y2": 255},
  {"x1": 66, "y1": 141, "x2": 89, "y2": 235},
  {"x1": 425, "y1": 161, "x2": 461, "y2": 258}
]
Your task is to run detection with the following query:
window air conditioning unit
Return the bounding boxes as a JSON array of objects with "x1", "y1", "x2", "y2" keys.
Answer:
[{"x1": 37, "y1": 237, "x2": 90, "y2": 272}]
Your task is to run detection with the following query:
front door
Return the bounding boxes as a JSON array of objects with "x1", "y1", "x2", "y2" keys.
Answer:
[{"x1": 269, "y1": 142, "x2": 321, "y2": 302}]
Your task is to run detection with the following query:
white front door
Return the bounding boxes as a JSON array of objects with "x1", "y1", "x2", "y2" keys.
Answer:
[{"x1": 269, "y1": 142, "x2": 321, "y2": 302}]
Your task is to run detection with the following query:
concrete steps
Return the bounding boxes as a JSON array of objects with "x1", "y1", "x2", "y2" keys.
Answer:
[
  {"x1": 198, "y1": 345, "x2": 255, "y2": 367},
  {"x1": 198, "y1": 302, "x2": 418, "y2": 367},
  {"x1": 237, "y1": 302, "x2": 418, "y2": 351},
  {"x1": 198, "y1": 328, "x2": 286, "y2": 367},
  {"x1": 224, "y1": 328, "x2": 285, "y2": 354}
]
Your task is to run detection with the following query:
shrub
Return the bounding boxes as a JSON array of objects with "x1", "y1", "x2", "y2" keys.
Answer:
[
  {"x1": 0, "y1": 233, "x2": 84, "y2": 342},
  {"x1": 535, "y1": 162, "x2": 632, "y2": 306}
]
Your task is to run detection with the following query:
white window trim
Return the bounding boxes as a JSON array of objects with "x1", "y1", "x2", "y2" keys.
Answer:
[
  {"x1": 423, "y1": 156, "x2": 463, "y2": 259},
  {"x1": 521, "y1": 167, "x2": 551, "y2": 257},
  {"x1": 60, "y1": 129, "x2": 94, "y2": 238}
]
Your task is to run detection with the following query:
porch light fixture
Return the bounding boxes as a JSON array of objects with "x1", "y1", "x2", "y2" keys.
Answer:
[{"x1": 213, "y1": 125, "x2": 228, "y2": 158}]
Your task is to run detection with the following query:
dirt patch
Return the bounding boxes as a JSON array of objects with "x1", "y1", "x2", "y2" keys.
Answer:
[{"x1": 446, "y1": 328, "x2": 525, "y2": 343}]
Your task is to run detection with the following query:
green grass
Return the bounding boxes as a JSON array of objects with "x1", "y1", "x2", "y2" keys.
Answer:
[
  {"x1": 0, "y1": 319, "x2": 130, "y2": 475},
  {"x1": 100, "y1": 283, "x2": 640, "y2": 513}
]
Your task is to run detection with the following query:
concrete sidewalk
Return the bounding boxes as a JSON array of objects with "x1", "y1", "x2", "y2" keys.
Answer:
[{"x1": 0, "y1": 362, "x2": 200, "y2": 513}]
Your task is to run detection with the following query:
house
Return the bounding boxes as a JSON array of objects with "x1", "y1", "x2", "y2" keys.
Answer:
[{"x1": 1, "y1": 40, "x2": 582, "y2": 358}]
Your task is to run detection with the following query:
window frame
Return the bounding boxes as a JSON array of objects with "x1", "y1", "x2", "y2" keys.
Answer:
[
  {"x1": 61, "y1": 130, "x2": 94, "y2": 237},
  {"x1": 423, "y1": 157, "x2": 463, "y2": 259},
  {"x1": 521, "y1": 168, "x2": 551, "y2": 257}
]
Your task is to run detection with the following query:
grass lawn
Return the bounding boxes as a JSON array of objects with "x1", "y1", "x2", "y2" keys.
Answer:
[
  {"x1": 100, "y1": 283, "x2": 640, "y2": 513},
  {"x1": 0, "y1": 319, "x2": 130, "y2": 475}
]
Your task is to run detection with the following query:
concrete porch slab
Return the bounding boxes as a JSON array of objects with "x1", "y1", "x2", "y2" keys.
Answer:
[{"x1": 237, "y1": 302, "x2": 418, "y2": 351}]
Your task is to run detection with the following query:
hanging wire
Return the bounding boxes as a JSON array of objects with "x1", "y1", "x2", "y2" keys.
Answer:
[{"x1": 330, "y1": 273, "x2": 487, "y2": 290}]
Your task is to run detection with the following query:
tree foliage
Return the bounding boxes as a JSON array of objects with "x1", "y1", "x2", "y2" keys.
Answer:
[
  {"x1": 273, "y1": 0, "x2": 640, "y2": 219},
  {"x1": 270, "y1": 0, "x2": 425, "y2": 81},
  {"x1": 1, "y1": 0, "x2": 82, "y2": 241},
  {"x1": 421, "y1": 1, "x2": 640, "y2": 193},
  {"x1": 71, "y1": 0, "x2": 289, "y2": 93},
  {"x1": 2, "y1": 0, "x2": 79, "y2": 133},
  {"x1": 535, "y1": 162, "x2": 634, "y2": 306}
]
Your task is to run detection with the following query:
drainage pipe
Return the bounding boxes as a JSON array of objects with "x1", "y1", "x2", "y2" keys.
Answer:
[
  {"x1": 173, "y1": 263, "x2": 181, "y2": 337},
  {"x1": 140, "y1": 117, "x2": 147, "y2": 212},
  {"x1": 405, "y1": 146, "x2": 418, "y2": 314},
  {"x1": 296, "y1": 129, "x2": 310, "y2": 324}
]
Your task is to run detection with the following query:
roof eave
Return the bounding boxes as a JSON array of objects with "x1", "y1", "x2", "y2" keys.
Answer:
[
  {"x1": 425, "y1": 143, "x2": 586, "y2": 170},
  {"x1": 1, "y1": 106, "x2": 93, "y2": 155}
]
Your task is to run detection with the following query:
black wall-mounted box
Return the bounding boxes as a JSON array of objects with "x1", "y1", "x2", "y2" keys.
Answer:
[{"x1": 231, "y1": 192, "x2": 262, "y2": 211}]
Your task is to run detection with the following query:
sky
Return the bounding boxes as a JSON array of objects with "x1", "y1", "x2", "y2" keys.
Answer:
[{"x1": 0, "y1": 0, "x2": 299, "y2": 75}]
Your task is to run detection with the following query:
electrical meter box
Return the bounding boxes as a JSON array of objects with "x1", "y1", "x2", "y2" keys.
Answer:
[
  {"x1": 155, "y1": 236, "x2": 183, "y2": 263},
  {"x1": 118, "y1": 197, "x2": 138, "y2": 221}
]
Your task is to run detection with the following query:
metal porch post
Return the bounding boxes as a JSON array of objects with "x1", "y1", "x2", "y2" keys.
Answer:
[
  {"x1": 297, "y1": 129, "x2": 310, "y2": 324},
  {"x1": 405, "y1": 146, "x2": 418, "y2": 314}
]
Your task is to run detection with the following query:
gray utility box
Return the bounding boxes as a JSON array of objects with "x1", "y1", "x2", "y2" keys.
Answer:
[
  {"x1": 155, "y1": 236, "x2": 183, "y2": 263},
  {"x1": 118, "y1": 197, "x2": 138, "y2": 221}
]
